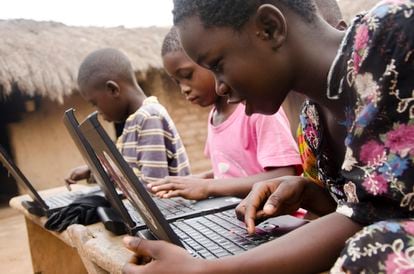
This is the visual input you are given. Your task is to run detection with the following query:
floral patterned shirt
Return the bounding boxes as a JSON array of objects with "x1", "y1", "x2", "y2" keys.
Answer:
[
  {"x1": 332, "y1": 0, "x2": 414, "y2": 225},
  {"x1": 300, "y1": 0, "x2": 414, "y2": 226}
]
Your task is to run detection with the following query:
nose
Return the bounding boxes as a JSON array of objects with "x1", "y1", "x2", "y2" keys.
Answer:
[
  {"x1": 180, "y1": 83, "x2": 191, "y2": 95},
  {"x1": 215, "y1": 79, "x2": 230, "y2": 97}
]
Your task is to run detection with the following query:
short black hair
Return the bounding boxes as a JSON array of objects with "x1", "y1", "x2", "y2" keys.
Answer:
[
  {"x1": 77, "y1": 48, "x2": 136, "y2": 92},
  {"x1": 161, "y1": 27, "x2": 183, "y2": 57},
  {"x1": 173, "y1": 0, "x2": 317, "y2": 29}
]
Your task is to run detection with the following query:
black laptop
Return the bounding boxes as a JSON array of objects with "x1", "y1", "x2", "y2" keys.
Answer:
[
  {"x1": 68, "y1": 109, "x2": 241, "y2": 235},
  {"x1": 0, "y1": 145, "x2": 101, "y2": 217},
  {"x1": 79, "y1": 111, "x2": 308, "y2": 258},
  {"x1": 64, "y1": 108, "x2": 140, "y2": 235}
]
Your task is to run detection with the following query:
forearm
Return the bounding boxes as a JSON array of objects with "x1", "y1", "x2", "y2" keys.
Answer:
[
  {"x1": 192, "y1": 170, "x2": 214, "y2": 179},
  {"x1": 208, "y1": 166, "x2": 296, "y2": 198},
  {"x1": 203, "y1": 213, "x2": 362, "y2": 274}
]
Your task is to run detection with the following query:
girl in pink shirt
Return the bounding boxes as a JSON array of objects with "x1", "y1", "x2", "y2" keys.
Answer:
[
  {"x1": 205, "y1": 103, "x2": 300, "y2": 179},
  {"x1": 148, "y1": 27, "x2": 301, "y2": 200}
]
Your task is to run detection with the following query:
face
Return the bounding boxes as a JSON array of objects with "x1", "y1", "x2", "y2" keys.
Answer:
[
  {"x1": 80, "y1": 85, "x2": 126, "y2": 122},
  {"x1": 177, "y1": 15, "x2": 295, "y2": 115},
  {"x1": 162, "y1": 50, "x2": 217, "y2": 107}
]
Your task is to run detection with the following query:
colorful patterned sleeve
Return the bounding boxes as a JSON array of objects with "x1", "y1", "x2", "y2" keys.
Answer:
[{"x1": 335, "y1": 1, "x2": 414, "y2": 225}]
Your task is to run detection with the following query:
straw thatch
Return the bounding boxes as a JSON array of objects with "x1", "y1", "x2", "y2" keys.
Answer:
[
  {"x1": 338, "y1": 0, "x2": 381, "y2": 22},
  {"x1": 0, "y1": 19, "x2": 169, "y2": 103}
]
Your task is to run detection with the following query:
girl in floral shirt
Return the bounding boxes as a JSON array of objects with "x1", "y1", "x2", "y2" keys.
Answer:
[{"x1": 121, "y1": 1, "x2": 414, "y2": 273}]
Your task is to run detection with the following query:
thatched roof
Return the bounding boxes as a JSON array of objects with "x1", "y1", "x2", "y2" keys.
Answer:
[
  {"x1": 338, "y1": 0, "x2": 381, "y2": 22},
  {"x1": 0, "y1": 19, "x2": 168, "y2": 103}
]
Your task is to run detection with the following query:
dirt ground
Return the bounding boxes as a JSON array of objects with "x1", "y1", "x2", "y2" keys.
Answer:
[{"x1": 0, "y1": 205, "x2": 32, "y2": 274}]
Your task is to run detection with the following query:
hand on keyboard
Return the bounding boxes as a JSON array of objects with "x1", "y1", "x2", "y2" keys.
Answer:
[
  {"x1": 235, "y1": 176, "x2": 309, "y2": 235},
  {"x1": 148, "y1": 176, "x2": 211, "y2": 201},
  {"x1": 122, "y1": 236, "x2": 204, "y2": 274},
  {"x1": 65, "y1": 165, "x2": 91, "y2": 185}
]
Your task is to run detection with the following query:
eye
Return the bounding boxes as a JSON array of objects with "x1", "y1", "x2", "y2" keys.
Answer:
[
  {"x1": 182, "y1": 71, "x2": 193, "y2": 80},
  {"x1": 209, "y1": 58, "x2": 223, "y2": 73},
  {"x1": 178, "y1": 69, "x2": 193, "y2": 80}
]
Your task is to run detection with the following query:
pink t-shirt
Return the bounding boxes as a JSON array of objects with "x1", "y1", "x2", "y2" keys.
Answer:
[{"x1": 205, "y1": 104, "x2": 301, "y2": 179}]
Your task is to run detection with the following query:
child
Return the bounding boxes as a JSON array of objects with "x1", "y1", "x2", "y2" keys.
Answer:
[
  {"x1": 148, "y1": 27, "x2": 301, "y2": 200},
  {"x1": 65, "y1": 48, "x2": 191, "y2": 185},
  {"x1": 122, "y1": 0, "x2": 414, "y2": 273}
]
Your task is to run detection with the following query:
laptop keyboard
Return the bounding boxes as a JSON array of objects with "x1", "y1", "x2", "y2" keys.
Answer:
[
  {"x1": 171, "y1": 210, "x2": 275, "y2": 259},
  {"x1": 45, "y1": 186, "x2": 101, "y2": 208},
  {"x1": 154, "y1": 197, "x2": 201, "y2": 215},
  {"x1": 124, "y1": 197, "x2": 201, "y2": 225}
]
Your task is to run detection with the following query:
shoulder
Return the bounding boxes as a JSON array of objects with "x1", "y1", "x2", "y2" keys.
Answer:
[
  {"x1": 139, "y1": 96, "x2": 169, "y2": 118},
  {"x1": 129, "y1": 97, "x2": 171, "y2": 124},
  {"x1": 328, "y1": 0, "x2": 414, "y2": 100}
]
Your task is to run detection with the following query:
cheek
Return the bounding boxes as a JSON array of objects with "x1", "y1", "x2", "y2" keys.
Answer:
[{"x1": 194, "y1": 75, "x2": 215, "y2": 95}]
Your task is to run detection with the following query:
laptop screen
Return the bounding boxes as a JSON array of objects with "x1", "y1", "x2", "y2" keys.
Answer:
[
  {"x1": 63, "y1": 108, "x2": 136, "y2": 230},
  {"x1": 79, "y1": 112, "x2": 183, "y2": 247},
  {"x1": 0, "y1": 145, "x2": 48, "y2": 209}
]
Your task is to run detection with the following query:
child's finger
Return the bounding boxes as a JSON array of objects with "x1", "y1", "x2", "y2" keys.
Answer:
[
  {"x1": 163, "y1": 190, "x2": 182, "y2": 198},
  {"x1": 155, "y1": 190, "x2": 167, "y2": 197},
  {"x1": 151, "y1": 183, "x2": 175, "y2": 192},
  {"x1": 244, "y1": 207, "x2": 258, "y2": 235},
  {"x1": 263, "y1": 183, "x2": 290, "y2": 216}
]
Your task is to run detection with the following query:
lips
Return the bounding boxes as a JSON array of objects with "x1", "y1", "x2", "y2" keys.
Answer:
[{"x1": 186, "y1": 96, "x2": 199, "y2": 103}]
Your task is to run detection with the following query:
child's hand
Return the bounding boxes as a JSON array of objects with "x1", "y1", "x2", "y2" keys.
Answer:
[
  {"x1": 64, "y1": 165, "x2": 91, "y2": 185},
  {"x1": 122, "y1": 236, "x2": 205, "y2": 274},
  {"x1": 148, "y1": 176, "x2": 210, "y2": 200},
  {"x1": 236, "y1": 176, "x2": 309, "y2": 235}
]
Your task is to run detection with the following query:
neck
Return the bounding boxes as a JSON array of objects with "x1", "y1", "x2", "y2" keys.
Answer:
[
  {"x1": 125, "y1": 83, "x2": 147, "y2": 116},
  {"x1": 292, "y1": 18, "x2": 345, "y2": 118},
  {"x1": 214, "y1": 96, "x2": 238, "y2": 114},
  {"x1": 211, "y1": 97, "x2": 238, "y2": 126}
]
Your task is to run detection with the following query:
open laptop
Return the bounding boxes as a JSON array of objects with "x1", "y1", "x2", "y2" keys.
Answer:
[
  {"x1": 0, "y1": 145, "x2": 101, "y2": 217},
  {"x1": 68, "y1": 109, "x2": 241, "y2": 234},
  {"x1": 79, "y1": 111, "x2": 308, "y2": 258},
  {"x1": 64, "y1": 108, "x2": 140, "y2": 235}
]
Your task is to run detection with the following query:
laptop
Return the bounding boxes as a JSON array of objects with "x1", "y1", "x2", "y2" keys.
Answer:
[
  {"x1": 0, "y1": 145, "x2": 101, "y2": 217},
  {"x1": 63, "y1": 108, "x2": 140, "y2": 235},
  {"x1": 68, "y1": 109, "x2": 241, "y2": 235},
  {"x1": 79, "y1": 111, "x2": 308, "y2": 258}
]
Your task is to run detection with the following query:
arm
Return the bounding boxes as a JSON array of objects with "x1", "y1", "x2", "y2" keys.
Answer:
[
  {"x1": 122, "y1": 213, "x2": 361, "y2": 274},
  {"x1": 149, "y1": 166, "x2": 296, "y2": 200},
  {"x1": 206, "y1": 213, "x2": 361, "y2": 274},
  {"x1": 206, "y1": 166, "x2": 296, "y2": 198},
  {"x1": 236, "y1": 176, "x2": 337, "y2": 233},
  {"x1": 64, "y1": 165, "x2": 90, "y2": 185},
  {"x1": 190, "y1": 169, "x2": 214, "y2": 179}
]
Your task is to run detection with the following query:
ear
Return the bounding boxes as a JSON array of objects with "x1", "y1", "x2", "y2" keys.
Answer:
[
  {"x1": 335, "y1": 20, "x2": 348, "y2": 31},
  {"x1": 254, "y1": 4, "x2": 287, "y2": 50},
  {"x1": 105, "y1": 80, "x2": 121, "y2": 97}
]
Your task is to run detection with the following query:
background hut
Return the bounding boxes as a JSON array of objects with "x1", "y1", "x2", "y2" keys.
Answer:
[
  {"x1": 338, "y1": 0, "x2": 381, "y2": 22},
  {"x1": 0, "y1": 19, "x2": 211, "y2": 200}
]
